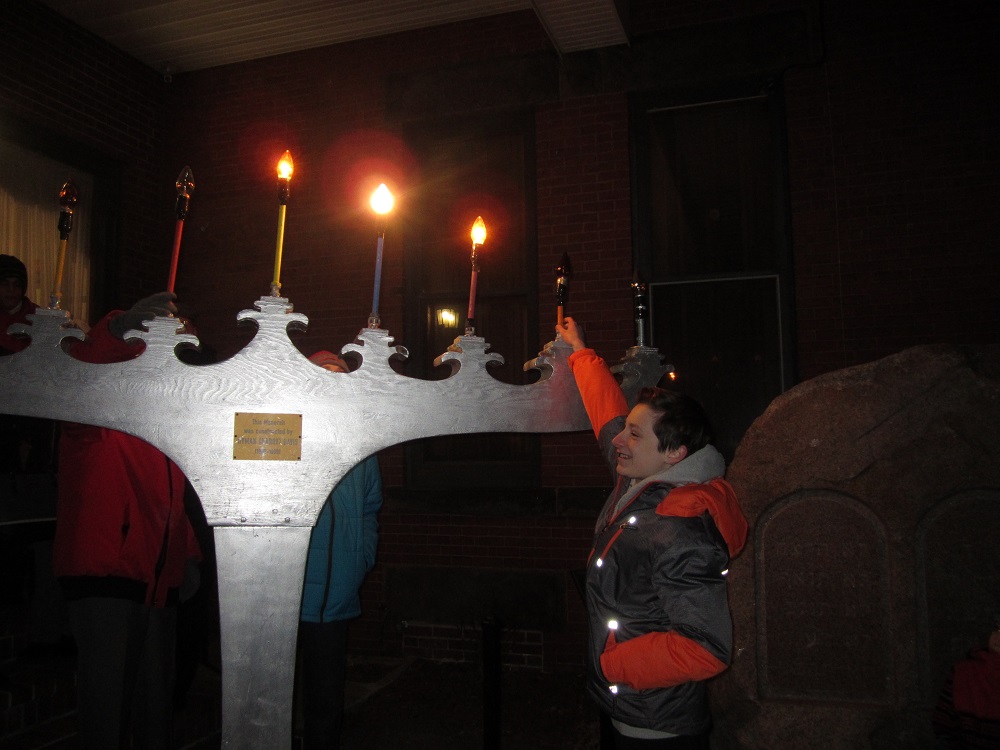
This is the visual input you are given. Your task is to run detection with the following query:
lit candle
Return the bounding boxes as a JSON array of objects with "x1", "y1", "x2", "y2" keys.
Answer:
[
  {"x1": 465, "y1": 216, "x2": 487, "y2": 336},
  {"x1": 555, "y1": 252, "x2": 571, "y2": 327},
  {"x1": 368, "y1": 183, "x2": 394, "y2": 329},
  {"x1": 49, "y1": 179, "x2": 78, "y2": 309},
  {"x1": 271, "y1": 150, "x2": 294, "y2": 297},
  {"x1": 167, "y1": 166, "x2": 194, "y2": 294}
]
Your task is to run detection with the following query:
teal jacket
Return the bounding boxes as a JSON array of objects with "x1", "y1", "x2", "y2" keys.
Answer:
[{"x1": 300, "y1": 456, "x2": 382, "y2": 622}]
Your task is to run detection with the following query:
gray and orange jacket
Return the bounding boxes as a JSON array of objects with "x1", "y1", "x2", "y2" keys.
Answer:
[{"x1": 569, "y1": 348, "x2": 748, "y2": 736}]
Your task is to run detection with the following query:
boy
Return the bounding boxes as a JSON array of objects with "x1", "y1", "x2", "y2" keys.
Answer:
[{"x1": 558, "y1": 317, "x2": 747, "y2": 749}]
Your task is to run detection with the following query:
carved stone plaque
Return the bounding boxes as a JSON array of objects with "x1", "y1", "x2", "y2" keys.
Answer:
[{"x1": 757, "y1": 490, "x2": 891, "y2": 703}]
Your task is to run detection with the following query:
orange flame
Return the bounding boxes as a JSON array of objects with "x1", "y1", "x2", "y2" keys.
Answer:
[
  {"x1": 277, "y1": 150, "x2": 294, "y2": 181},
  {"x1": 471, "y1": 216, "x2": 486, "y2": 247}
]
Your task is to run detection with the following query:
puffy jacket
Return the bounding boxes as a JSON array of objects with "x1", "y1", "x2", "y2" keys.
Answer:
[
  {"x1": 300, "y1": 455, "x2": 382, "y2": 623},
  {"x1": 570, "y1": 348, "x2": 748, "y2": 736},
  {"x1": 52, "y1": 311, "x2": 200, "y2": 607}
]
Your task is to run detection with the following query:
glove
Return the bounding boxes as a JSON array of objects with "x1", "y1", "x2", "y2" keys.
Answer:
[{"x1": 108, "y1": 291, "x2": 177, "y2": 339}]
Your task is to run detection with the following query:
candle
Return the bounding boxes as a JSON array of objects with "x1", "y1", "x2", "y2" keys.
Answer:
[
  {"x1": 465, "y1": 216, "x2": 486, "y2": 336},
  {"x1": 631, "y1": 280, "x2": 648, "y2": 347},
  {"x1": 368, "y1": 183, "x2": 394, "y2": 329},
  {"x1": 49, "y1": 179, "x2": 78, "y2": 309},
  {"x1": 271, "y1": 150, "x2": 294, "y2": 297},
  {"x1": 167, "y1": 166, "x2": 194, "y2": 294},
  {"x1": 555, "y1": 252, "x2": 571, "y2": 327}
]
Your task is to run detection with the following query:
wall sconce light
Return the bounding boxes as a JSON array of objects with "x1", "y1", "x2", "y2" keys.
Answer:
[{"x1": 436, "y1": 308, "x2": 459, "y2": 327}]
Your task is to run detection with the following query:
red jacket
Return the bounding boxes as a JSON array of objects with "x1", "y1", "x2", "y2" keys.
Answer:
[
  {"x1": 52, "y1": 311, "x2": 200, "y2": 607},
  {"x1": 933, "y1": 647, "x2": 1000, "y2": 747},
  {"x1": 0, "y1": 297, "x2": 38, "y2": 354}
]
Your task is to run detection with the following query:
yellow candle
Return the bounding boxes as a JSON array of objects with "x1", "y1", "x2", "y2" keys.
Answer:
[{"x1": 271, "y1": 151, "x2": 294, "y2": 297}]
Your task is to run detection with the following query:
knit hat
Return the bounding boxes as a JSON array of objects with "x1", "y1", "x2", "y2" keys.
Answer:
[
  {"x1": 0, "y1": 255, "x2": 27, "y2": 290},
  {"x1": 309, "y1": 350, "x2": 348, "y2": 371}
]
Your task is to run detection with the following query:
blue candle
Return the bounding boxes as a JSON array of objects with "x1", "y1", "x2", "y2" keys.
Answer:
[{"x1": 368, "y1": 184, "x2": 394, "y2": 328}]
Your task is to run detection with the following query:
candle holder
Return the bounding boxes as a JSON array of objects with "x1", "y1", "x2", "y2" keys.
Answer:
[
  {"x1": 556, "y1": 252, "x2": 571, "y2": 326},
  {"x1": 48, "y1": 179, "x2": 78, "y2": 310},
  {"x1": 631, "y1": 280, "x2": 648, "y2": 347},
  {"x1": 167, "y1": 166, "x2": 194, "y2": 294}
]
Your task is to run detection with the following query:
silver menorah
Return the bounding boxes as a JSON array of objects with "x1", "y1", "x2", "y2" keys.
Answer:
[{"x1": 0, "y1": 293, "x2": 668, "y2": 748}]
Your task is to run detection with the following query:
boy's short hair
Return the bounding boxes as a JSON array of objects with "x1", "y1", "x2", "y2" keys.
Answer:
[{"x1": 636, "y1": 387, "x2": 714, "y2": 455}]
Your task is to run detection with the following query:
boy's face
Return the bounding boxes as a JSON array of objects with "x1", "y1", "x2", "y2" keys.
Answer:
[
  {"x1": 1, "y1": 276, "x2": 25, "y2": 313},
  {"x1": 611, "y1": 403, "x2": 686, "y2": 480}
]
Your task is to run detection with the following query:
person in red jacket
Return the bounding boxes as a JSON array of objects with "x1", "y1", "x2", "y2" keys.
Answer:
[
  {"x1": 933, "y1": 615, "x2": 1000, "y2": 748},
  {"x1": 53, "y1": 291, "x2": 201, "y2": 750},
  {"x1": 0, "y1": 254, "x2": 57, "y2": 474},
  {"x1": 557, "y1": 316, "x2": 748, "y2": 749},
  {"x1": 0, "y1": 253, "x2": 38, "y2": 355}
]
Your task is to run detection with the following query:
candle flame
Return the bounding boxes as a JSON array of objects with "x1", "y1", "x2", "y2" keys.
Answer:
[
  {"x1": 471, "y1": 216, "x2": 486, "y2": 247},
  {"x1": 277, "y1": 150, "x2": 294, "y2": 181},
  {"x1": 370, "y1": 183, "x2": 394, "y2": 215}
]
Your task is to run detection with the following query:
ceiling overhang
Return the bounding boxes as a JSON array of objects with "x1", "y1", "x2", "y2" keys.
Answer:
[{"x1": 38, "y1": 0, "x2": 629, "y2": 75}]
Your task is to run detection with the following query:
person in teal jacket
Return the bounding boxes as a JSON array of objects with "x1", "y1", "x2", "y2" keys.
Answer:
[{"x1": 299, "y1": 350, "x2": 383, "y2": 749}]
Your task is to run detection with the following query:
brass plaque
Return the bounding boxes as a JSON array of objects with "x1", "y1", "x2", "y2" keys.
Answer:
[{"x1": 233, "y1": 413, "x2": 303, "y2": 460}]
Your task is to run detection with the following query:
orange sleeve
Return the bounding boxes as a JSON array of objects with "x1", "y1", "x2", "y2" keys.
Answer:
[
  {"x1": 599, "y1": 629, "x2": 727, "y2": 690},
  {"x1": 568, "y1": 348, "x2": 628, "y2": 440}
]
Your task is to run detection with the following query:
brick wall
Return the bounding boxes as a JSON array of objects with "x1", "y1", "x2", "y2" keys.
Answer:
[
  {"x1": 158, "y1": 11, "x2": 552, "y2": 368},
  {"x1": 782, "y1": 2, "x2": 1000, "y2": 379},
  {"x1": 352, "y1": 504, "x2": 593, "y2": 673}
]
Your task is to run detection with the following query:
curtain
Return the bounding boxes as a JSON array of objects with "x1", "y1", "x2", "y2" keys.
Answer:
[{"x1": 0, "y1": 139, "x2": 93, "y2": 327}]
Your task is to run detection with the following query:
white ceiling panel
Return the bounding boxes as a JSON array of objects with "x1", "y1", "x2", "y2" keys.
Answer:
[{"x1": 38, "y1": 0, "x2": 629, "y2": 74}]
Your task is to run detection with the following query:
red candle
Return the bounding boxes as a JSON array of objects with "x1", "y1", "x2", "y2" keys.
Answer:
[
  {"x1": 466, "y1": 216, "x2": 486, "y2": 336},
  {"x1": 167, "y1": 166, "x2": 194, "y2": 294}
]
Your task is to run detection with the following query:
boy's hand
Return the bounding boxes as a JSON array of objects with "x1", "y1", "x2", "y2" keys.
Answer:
[
  {"x1": 556, "y1": 316, "x2": 587, "y2": 351},
  {"x1": 108, "y1": 291, "x2": 177, "y2": 339}
]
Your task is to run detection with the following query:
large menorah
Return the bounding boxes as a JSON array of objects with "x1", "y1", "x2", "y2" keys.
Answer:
[{"x1": 0, "y1": 293, "x2": 666, "y2": 748}]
